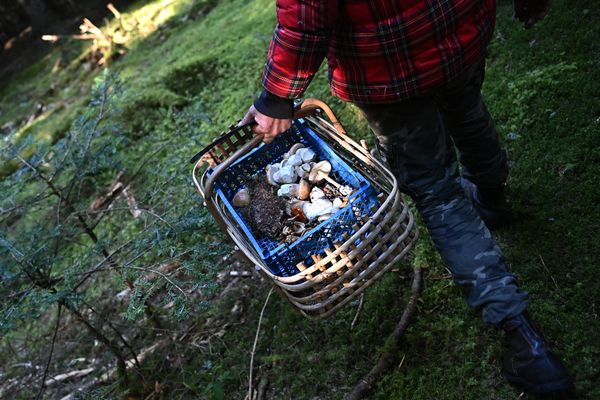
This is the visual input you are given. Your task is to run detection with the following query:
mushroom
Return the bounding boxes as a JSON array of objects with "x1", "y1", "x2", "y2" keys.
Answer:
[
  {"x1": 266, "y1": 163, "x2": 281, "y2": 186},
  {"x1": 309, "y1": 187, "x2": 326, "y2": 202},
  {"x1": 284, "y1": 235, "x2": 300, "y2": 244},
  {"x1": 290, "y1": 207, "x2": 308, "y2": 223},
  {"x1": 308, "y1": 160, "x2": 341, "y2": 188},
  {"x1": 338, "y1": 185, "x2": 353, "y2": 196},
  {"x1": 303, "y1": 198, "x2": 334, "y2": 221},
  {"x1": 277, "y1": 183, "x2": 299, "y2": 198},
  {"x1": 297, "y1": 163, "x2": 312, "y2": 179},
  {"x1": 318, "y1": 207, "x2": 341, "y2": 222},
  {"x1": 273, "y1": 165, "x2": 297, "y2": 184},
  {"x1": 288, "y1": 143, "x2": 305, "y2": 155},
  {"x1": 318, "y1": 214, "x2": 332, "y2": 223},
  {"x1": 283, "y1": 143, "x2": 305, "y2": 159},
  {"x1": 298, "y1": 179, "x2": 311, "y2": 200},
  {"x1": 291, "y1": 221, "x2": 306, "y2": 235},
  {"x1": 290, "y1": 200, "x2": 308, "y2": 210},
  {"x1": 233, "y1": 188, "x2": 250, "y2": 207},
  {"x1": 283, "y1": 153, "x2": 303, "y2": 167},
  {"x1": 296, "y1": 147, "x2": 316, "y2": 163}
]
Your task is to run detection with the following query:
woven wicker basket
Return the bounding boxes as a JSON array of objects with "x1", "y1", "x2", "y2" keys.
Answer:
[{"x1": 191, "y1": 99, "x2": 418, "y2": 319}]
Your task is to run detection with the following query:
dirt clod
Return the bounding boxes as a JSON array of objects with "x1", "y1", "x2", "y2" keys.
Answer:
[{"x1": 244, "y1": 179, "x2": 285, "y2": 239}]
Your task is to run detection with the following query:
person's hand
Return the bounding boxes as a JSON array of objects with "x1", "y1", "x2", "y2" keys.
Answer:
[
  {"x1": 513, "y1": 0, "x2": 552, "y2": 29},
  {"x1": 240, "y1": 105, "x2": 292, "y2": 144}
]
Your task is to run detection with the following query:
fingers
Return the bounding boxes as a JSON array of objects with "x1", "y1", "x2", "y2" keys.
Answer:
[
  {"x1": 241, "y1": 105, "x2": 292, "y2": 144},
  {"x1": 253, "y1": 112, "x2": 292, "y2": 144},
  {"x1": 239, "y1": 105, "x2": 257, "y2": 126},
  {"x1": 257, "y1": 119, "x2": 291, "y2": 143}
]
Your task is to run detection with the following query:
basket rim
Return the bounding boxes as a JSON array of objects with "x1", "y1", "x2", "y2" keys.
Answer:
[{"x1": 191, "y1": 99, "x2": 419, "y2": 319}]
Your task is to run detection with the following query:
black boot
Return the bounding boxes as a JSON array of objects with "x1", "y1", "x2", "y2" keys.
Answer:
[
  {"x1": 501, "y1": 312, "x2": 574, "y2": 394},
  {"x1": 461, "y1": 178, "x2": 510, "y2": 229}
]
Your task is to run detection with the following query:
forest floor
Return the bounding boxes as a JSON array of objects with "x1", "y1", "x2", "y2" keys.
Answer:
[{"x1": 1, "y1": 0, "x2": 599, "y2": 399}]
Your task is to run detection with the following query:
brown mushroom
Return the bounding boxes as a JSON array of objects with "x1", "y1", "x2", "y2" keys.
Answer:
[
  {"x1": 233, "y1": 188, "x2": 250, "y2": 207},
  {"x1": 290, "y1": 207, "x2": 308, "y2": 223},
  {"x1": 298, "y1": 179, "x2": 311, "y2": 200}
]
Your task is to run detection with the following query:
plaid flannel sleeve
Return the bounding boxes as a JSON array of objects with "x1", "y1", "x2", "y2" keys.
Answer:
[{"x1": 261, "y1": 0, "x2": 338, "y2": 100}]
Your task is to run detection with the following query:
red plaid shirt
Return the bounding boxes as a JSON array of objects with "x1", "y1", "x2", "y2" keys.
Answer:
[{"x1": 260, "y1": 0, "x2": 496, "y2": 105}]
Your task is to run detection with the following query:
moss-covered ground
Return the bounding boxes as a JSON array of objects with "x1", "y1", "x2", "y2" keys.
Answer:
[{"x1": 1, "y1": 0, "x2": 598, "y2": 398}]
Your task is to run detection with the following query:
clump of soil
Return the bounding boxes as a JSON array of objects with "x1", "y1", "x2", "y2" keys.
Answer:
[{"x1": 243, "y1": 178, "x2": 285, "y2": 239}]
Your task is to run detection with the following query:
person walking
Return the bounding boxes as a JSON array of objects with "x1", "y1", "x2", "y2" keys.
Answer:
[{"x1": 241, "y1": 0, "x2": 573, "y2": 394}]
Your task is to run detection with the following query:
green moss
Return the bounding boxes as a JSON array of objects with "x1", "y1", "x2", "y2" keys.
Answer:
[{"x1": 1, "y1": 0, "x2": 599, "y2": 398}]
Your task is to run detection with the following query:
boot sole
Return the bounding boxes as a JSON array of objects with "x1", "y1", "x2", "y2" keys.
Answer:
[{"x1": 503, "y1": 371, "x2": 574, "y2": 394}]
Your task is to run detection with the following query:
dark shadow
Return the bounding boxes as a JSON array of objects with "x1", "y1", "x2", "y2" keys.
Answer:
[{"x1": 0, "y1": 0, "x2": 141, "y2": 83}]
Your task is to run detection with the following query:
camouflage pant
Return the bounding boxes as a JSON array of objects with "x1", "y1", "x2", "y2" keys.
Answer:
[{"x1": 356, "y1": 58, "x2": 529, "y2": 325}]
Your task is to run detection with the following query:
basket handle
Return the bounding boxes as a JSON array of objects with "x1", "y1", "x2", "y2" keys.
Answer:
[
  {"x1": 294, "y1": 98, "x2": 347, "y2": 136},
  {"x1": 190, "y1": 99, "x2": 345, "y2": 165}
]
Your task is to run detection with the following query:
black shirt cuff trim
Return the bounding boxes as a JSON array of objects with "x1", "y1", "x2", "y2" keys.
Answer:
[{"x1": 253, "y1": 90, "x2": 295, "y2": 119}]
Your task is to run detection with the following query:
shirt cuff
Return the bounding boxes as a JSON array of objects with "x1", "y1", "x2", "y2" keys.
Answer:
[{"x1": 253, "y1": 90, "x2": 295, "y2": 119}]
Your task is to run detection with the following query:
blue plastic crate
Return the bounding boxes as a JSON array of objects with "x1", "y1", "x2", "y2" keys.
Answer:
[{"x1": 211, "y1": 118, "x2": 380, "y2": 277}]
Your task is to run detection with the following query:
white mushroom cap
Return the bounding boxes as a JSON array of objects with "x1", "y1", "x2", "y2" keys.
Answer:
[
  {"x1": 283, "y1": 153, "x2": 303, "y2": 167},
  {"x1": 273, "y1": 165, "x2": 297, "y2": 184},
  {"x1": 266, "y1": 163, "x2": 281, "y2": 186},
  {"x1": 277, "y1": 183, "x2": 299, "y2": 198},
  {"x1": 297, "y1": 163, "x2": 312, "y2": 179},
  {"x1": 338, "y1": 185, "x2": 353, "y2": 196},
  {"x1": 283, "y1": 143, "x2": 305, "y2": 159},
  {"x1": 289, "y1": 143, "x2": 305, "y2": 155},
  {"x1": 308, "y1": 160, "x2": 332, "y2": 183},
  {"x1": 296, "y1": 148, "x2": 316, "y2": 163},
  {"x1": 302, "y1": 198, "x2": 334, "y2": 221},
  {"x1": 309, "y1": 187, "x2": 326, "y2": 202}
]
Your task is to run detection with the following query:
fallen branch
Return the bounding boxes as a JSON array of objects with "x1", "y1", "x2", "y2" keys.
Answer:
[
  {"x1": 58, "y1": 340, "x2": 168, "y2": 400},
  {"x1": 90, "y1": 172, "x2": 125, "y2": 210},
  {"x1": 44, "y1": 368, "x2": 95, "y2": 388},
  {"x1": 345, "y1": 268, "x2": 423, "y2": 400}
]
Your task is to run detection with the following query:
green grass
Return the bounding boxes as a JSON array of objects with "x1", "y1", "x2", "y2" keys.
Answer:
[{"x1": 1, "y1": 0, "x2": 599, "y2": 399}]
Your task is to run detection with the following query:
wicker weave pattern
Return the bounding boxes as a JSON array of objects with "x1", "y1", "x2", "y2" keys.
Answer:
[{"x1": 192, "y1": 99, "x2": 418, "y2": 319}]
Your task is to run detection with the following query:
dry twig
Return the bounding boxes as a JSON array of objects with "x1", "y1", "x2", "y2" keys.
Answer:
[
  {"x1": 350, "y1": 292, "x2": 365, "y2": 330},
  {"x1": 539, "y1": 255, "x2": 560, "y2": 291},
  {"x1": 248, "y1": 287, "x2": 274, "y2": 400}
]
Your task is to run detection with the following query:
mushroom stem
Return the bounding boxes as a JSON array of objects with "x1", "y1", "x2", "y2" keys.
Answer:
[{"x1": 324, "y1": 175, "x2": 341, "y2": 188}]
